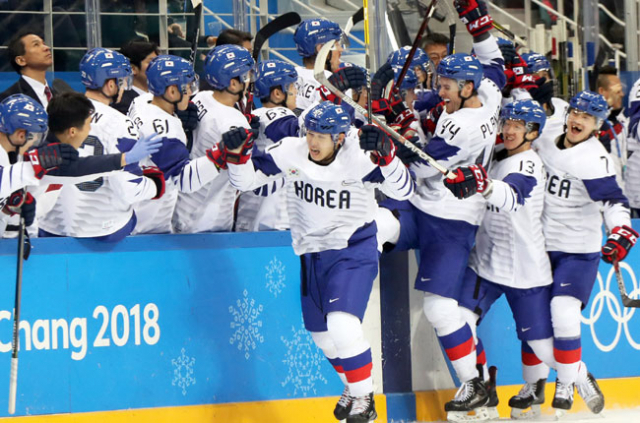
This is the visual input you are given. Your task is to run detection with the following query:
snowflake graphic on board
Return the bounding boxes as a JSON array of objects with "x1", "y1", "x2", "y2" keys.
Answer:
[
  {"x1": 171, "y1": 348, "x2": 196, "y2": 396},
  {"x1": 229, "y1": 289, "x2": 264, "y2": 359},
  {"x1": 281, "y1": 324, "x2": 328, "y2": 396},
  {"x1": 265, "y1": 256, "x2": 286, "y2": 297}
]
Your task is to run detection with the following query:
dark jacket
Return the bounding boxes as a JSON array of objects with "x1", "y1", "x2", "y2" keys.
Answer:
[{"x1": 0, "y1": 76, "x2": 56, "y2": 106}]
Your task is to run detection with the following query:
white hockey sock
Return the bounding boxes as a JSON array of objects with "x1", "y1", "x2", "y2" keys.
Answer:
[
  {"x1": 311, "y1": 331, "x2": 347, "y2": 385},
  {"x1": 551, "y1": 296, "x2": 582, "y2": 384}
]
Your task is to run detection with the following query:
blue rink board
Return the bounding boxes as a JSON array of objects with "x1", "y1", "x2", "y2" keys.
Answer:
[{"x1": 0, "y1": 232, "x2": 343, "y2": 417}]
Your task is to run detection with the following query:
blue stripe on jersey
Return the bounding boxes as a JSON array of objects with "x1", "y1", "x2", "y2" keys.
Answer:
[
  {"x1": 251, "y1": 149, "x2": 283, "y2": 176},
  {"x1": 425, "y1": 136, "x2": 460, "y2": 161},
  {"x1": 362, "y1": 167, "x2": 384, "y2": 183},
  {"x1": 583, "y1": 175, "x2": 630, "y2": 207},
  {"x1": 503, "y1": 173, "x2": 537, "y2": 205},
  {"x1": 129, "y1": 177, "x2": 143, "y2": 184},
  {"x1": 116, "y1": 137, "x2": 137, "y2": 153},
  {"x1": 483, "y1": 60, "x2": 507, "y2": 90},
  {"x1": 628, "y1": 100, "x2": 640, "y2": 139},
  {"x1": 264, "y1": 115, "x2": 300, "y2": 142},
  {"x1": 150, "y1": 137, "x2": 190, "y2": 179}
]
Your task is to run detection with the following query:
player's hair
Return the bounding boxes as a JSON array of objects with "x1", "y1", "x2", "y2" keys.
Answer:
[
  {"x1": 595, "y1": 66, "x2": 618, "y2": 91},
  {"x1": 119, "y1": 40, "x2": 159, "y2": 68},
  {"x1": 6, "y1": 29, "x2": 45, "y2": 74},
  {"x1": 215, "y1": 29, "x2": 253, "y2": 47},
  {"x1": 46, "y1": 92, "x2": 95, "y2": 134},
  {"x1": 422, "y1": 33, "x2": 450, "y2": 49}
]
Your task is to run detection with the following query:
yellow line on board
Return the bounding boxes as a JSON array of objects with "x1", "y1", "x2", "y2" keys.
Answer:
[
  {"x1": 0, "y1": 394, "x2": 387, "y2": 423},
  {"x1": 416, "y1": 376, "x2": 640, "y2": 422}
]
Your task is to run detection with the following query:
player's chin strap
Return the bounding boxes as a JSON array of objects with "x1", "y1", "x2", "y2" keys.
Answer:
[
  {"x1": 161, "y1": 86, "x2": 189, "y2": 113},
  {"x1": 457, "y1": 80, "x2": 472, "y2": 109}
]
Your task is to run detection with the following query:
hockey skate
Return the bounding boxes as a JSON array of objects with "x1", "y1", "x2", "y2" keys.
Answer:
[
  {"x1": 445, "y1": 377, "x2": 490, "y2": 422},
  {"x1": 346, "y1": 392, "x2": 377, "y2": 423},
  {"x1": 552, "y1": 380, "x2": 574, "y2": 418},
  {"x1": 334, "y1": 385, "x2": 352, "y2": 420},
  {"x1": 576, "y1": 372, "x2": 604, "y2": 414},
  {"x1": 482, "y1": 366, "x2": 500, "y2": 420},
  {"x1": 508, "y1": 379, "x2": 546, "y2": 419}
]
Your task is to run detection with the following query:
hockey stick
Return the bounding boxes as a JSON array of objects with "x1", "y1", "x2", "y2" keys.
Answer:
[
  {"x1": 613, "y1": 257, "x2": 640, "y2": 308},
  {"x1": 244, "y1": 12, "x2": 302, "y2": 114},
  {"x1": 187, "y1": 0, "x2": 203, "y2": 67},
  {"x1": 395, "y1": 0, "x2": 438, "y2": 89},
  {"x1": 8, "y1": 210, "x2": 31, "y2": 414},
  {"x1": 314, "y1": 41, "x2": 455, "y2": 179},
  {"x1": 345, "y1": 7, "x2": 364, "y2": 38},
  {"x1": 363, "y1": 1, "x2": 372, "y2": 124},
  {"x1": 492, "y1": 22, "x2": 527, "y2": 48},
  {"x1": 441, "y1": 0, "x2": 457, "y2": 54}
]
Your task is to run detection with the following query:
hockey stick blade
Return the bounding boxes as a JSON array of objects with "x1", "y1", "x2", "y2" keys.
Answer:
[
  {"x1": 345, "y1": 7, "x2": 364, "y2": 37},
  {"x1": 314, "y1": 41, "x2": 455, "y2": 179},
  {"x1": 613, "y1": 259, "x2": 640, "y2": 308},
  {"x1": 252, "y1": 12, "x2": 302, "y2": 63},
  {"x1": 395, "y1": 0, "x2": 438, "y2": 89}
]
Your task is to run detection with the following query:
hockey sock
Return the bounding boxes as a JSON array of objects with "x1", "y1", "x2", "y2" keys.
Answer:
[
  {"x1": 522, "y1": 341, "x2": 551, "y2": 383},
  {"x1": 375, "y1": 207, "x2": 400, "y2": 249},
  {"x1": 424, "y1": 294, "x2": 477, "y2": 382},
  {"x1": 327, "y1": 312, "x2": 373, "y2": 397},
  {"x1": 311, "y1": 331, "x2": 347, "y2": 385},
  {"x1": 551, "y1": 296, "x2": 582, "y2": 384},
  {"x1": 476, "y1": 338, "x2": 489, "y2": 382}
]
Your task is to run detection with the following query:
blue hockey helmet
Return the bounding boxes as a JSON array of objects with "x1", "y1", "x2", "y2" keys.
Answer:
[
  {"x1": 304, "y1": 101, "x2": 351, "y2": 139},
  {"x1": 204, "y1": 44, "x2": 254, "y2": 90},
  {"x1": 569, "y1": 91, "x2": 609, "y2": 121},
  {"x1": 525, "y1": 53, "x2": 552, "y2": 74},
  {"x1": 80, "y1": 47, "x2": 133, "y2": 90},
  {"x1": 254, "y1": 60, "x2": 298, "y2": 99},
  {"x1": 501, "y1": 99, "x2": 546, "y2": 135},
  {"x1": 146, "y1": 55, "x2": 198, "y2": 96},
  {"x1": 391, "y1": 65, "x2": 418, "y2": 91},
  {"x1": 387, "y1": 46, "x2": 431, "y2": 74},
  {"x1": 294, "y1": 18, "x2": 342, "y2": 58},
  {"x1": 0, "y1": 94, "x2": 48, "y2": 145},
  {"x1": 436, "y1": 53, "x2": 483, "y2": 90}
]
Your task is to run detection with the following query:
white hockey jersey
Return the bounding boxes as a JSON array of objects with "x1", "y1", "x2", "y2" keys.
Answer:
[
  {"x1": 544, "y1": 97, "x2": 569, "y2": 136},
  {"x1": 626, "y1": 77, "x2": 640, "y2": 208},
  {"x1": 227, "y1": 129, "x2": 415, "y2": 255},
  {"x1": 469, "y1": 149, "x2": 552, "y2": 288},
  {"x1": 128, "y1": 97, "x2": 219, "y2": 234},
  {"x1": 39, "y1": 100, "x2": 158, "y2": 238},
  {"x1": 171, "y1": 91, "x2": 245, "y2": 233},
  {"x1": 295, "y1": 67, "x2": 330, "y2": 112},
  {"x1": 535, "y1": 130, "x2": 630, "y2": 253}
]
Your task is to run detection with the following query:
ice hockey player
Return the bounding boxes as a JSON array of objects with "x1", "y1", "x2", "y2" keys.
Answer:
[
  {"x1": 523, "y1": 52, "x2": 569, "y2": 134},
  {"x1": 625, "y1": 75, "x2": 640, "y2": 216},
  {"x1": 217, "y1": 101, "x2": 414, "y2": 422},
  {"x1": 387, "y1": 46, "x2": 438, "y2": 113},
  {"x1": 235, "y1": 59, "x2": 298, "y2": 232},
  {"x1": 293, "y1": 18, "x2": 343, "y2": 113},
  {"x1": 444, "y1": 99, "x2": 550, "y2": 420},
  {"x1": 534, "y1": 90, "x2": 626, "y2": 413},
  {"x1": 172, "y1": 45, "x2": 254, "y2": 234},
  {"x1": 376, "y1": 0, "x2": 506, "y2": 419},
  {"x1": 128, "y1": 55, "x2": 224, "y2": 234},
  {"x1": 38, "y1": 48, "x2": 166, "y2": 241}
]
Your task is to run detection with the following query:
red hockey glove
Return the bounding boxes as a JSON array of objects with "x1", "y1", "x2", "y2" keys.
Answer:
[
  {"x1": 359, "y1": 124, "x2": 397, "y2": 166},
  {"x1": 3, "y1": 191, "x2": 36, "y2": 227},
  {"x1": 454, "y1": 0, "x2": 493, "y2": 37},
  {"x1": 391, "y1": 109, "x2": 417, "y2": 135},
  {"x1": 602, "y1": 225, "x2": 639, "y2": 263},
  {"x1": 444, "y1": 164, "x2": 488, "y2": 199},
  {"x1": 26, "y1": 143, "x2": 79, "y2": 179},
  {"x1": 318, "y1": 85, "x2": 341, "y2": 105},
  {"x1": 423, "y1": 101, "x2": 446, "y2": 136},
  {"x1": 207, "y1": 127, "x2": 256, "y2": 167},
  {"x1": 142, "y1": 166, "x2": 165, "y2": 200}
]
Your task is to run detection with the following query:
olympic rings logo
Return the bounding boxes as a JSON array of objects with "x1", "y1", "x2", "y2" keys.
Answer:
[{"x1": 581, "y1": 263, "x2": 640, "y2": 352}]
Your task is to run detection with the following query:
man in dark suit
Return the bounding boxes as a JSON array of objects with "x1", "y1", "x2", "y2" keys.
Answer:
[{"x1": 0, "y1": 29, "x2": 55, "y2": 108}]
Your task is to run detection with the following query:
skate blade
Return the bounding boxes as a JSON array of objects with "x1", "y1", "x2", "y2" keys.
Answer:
[
  {"x1": 484, "y1": 406, "x2": 500, "y2": 420},
  {"x1": 447, "y1": 408, "x2": 491, "y2": 422},
  {"x1": 554, "y1": 408, "x2": 567, "y2": 420},
  {"x1": 585, "y1": 397, "x2": 605, "y2": 414},
  {"x1": 510, "y1": 404, "x2": 541, "y2": 420}
]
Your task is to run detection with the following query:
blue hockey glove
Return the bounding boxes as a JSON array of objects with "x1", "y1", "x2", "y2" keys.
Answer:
[{"x1": 125, "y1": 133, "x2": 163, "y2": 165}]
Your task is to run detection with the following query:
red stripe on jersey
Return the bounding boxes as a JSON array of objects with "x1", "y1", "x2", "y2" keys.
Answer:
[
  {"x1": 46, "y1": 184, "x2": 62, "y2": 192},
  {"x1": 554, "y1": 347, "x2": 581, "y2": 364},
  {"x1": 445, "y1": 337, "x2": 475, "y2": 361},
  {"x1": 345, "y1": 362, "x2": 373, "y2": 383}
]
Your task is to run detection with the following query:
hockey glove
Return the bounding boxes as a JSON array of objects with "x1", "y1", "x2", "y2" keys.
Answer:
[
  {"x1": 142, "y1": 166, "x2": 166, "y2": 200},
  {"x1": 26, "y1": 143, "x2": 79, "y2": 179},
  {"x1": 498, "y1": 42, "x2": 517, "y2": 66},
  {"x1": 359, "y1": 124, "x2": 397, "y2": 166},
  {"x1": 371, "y1": 63, "x2": 395, "y2": 101},
  {"x1": 246, "y1": 114, "x2": 261, "y2": 134},
  {"x1": 3, "y1": 191, "x2": 36, "y2": 227},
  {"x1": 208, "y1": 127, "x2": 256, "y2": 166},
  {"x1": 391, "y1": 109, "x2": 418, "y2": 134},
  {"x1": 528, "y1": 77, "x2": 554, "y2": 106},
  {"x1": 602, "y1": 225, "x2": 639, "y2": 263},
  {"x1": 444, "y1": 164, "x2": 489, "y2": 199},
  {"x1": 393, "y1": 136, "x2": 423, "y2": 166},
  {"x1": 318, "y1": 85, "x2": 341, "y2": 105},
  {"x1": 329, "y1": 65, "x2": 367, "y2": 93},
  {"x1": 125, "y1": 133, "x2": 163, "y2": 165},
  {"x1": 423, "y1": 101, "x2": 446, "y2": 136},
  {"x1": 454, "y1": 0, "x2": 493, "y2": 37},
  {"x1": 176, "y1": 101, "x2": 199, "y2": 132}
]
